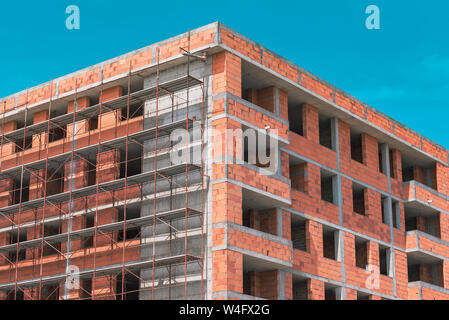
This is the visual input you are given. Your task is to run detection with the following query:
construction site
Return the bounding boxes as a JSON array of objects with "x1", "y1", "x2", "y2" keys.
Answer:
[{"x1": 0, "y1": 22, "x2": 449, "y2": 300}]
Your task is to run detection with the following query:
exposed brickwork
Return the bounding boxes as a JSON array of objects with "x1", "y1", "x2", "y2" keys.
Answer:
[
  {"x1": 1, "y1": 23, "x2": 449, "y2": 301},
  {"x1": 212, "y1": 51, "x2": 241, "y2": 97}
]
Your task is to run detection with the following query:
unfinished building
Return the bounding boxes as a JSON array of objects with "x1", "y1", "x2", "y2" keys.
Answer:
[{"x1": 0, "y1": 22, "x2": 448, "y2": 300}]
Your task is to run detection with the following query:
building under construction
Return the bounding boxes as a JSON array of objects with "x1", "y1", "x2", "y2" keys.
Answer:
[{"x1": 1, "y1": 22, "x2": 449, "y2": 300}]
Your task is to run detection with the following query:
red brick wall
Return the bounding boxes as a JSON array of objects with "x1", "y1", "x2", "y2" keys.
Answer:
[{"x1": 212, "y1": 51, "x2": 241, "y2": 97}]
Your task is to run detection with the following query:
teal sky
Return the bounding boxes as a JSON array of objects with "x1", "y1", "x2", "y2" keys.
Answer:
[{"x1": 1, "y1": 0, "x2": 448, "y2": 147}]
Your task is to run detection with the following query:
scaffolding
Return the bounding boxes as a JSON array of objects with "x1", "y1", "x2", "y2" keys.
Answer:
[{"x1": 0, "y1": 34, "x2": 207, "y2": 300}]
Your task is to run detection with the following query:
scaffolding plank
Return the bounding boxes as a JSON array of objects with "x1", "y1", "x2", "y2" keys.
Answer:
[
  {"x1": 0, "y1": 254, "x2": 200, "y2": 290},
  {"x1": 0, "y1": 207, "x2": 202, "y2": 253},
  {"x1": 0, "y1": 118, "x2": 194, "y2": 180},
  {"x1": 0, "y1": 162, "x2": 200, "y2": 215},
  {"x1": 1, "y1": 76, "x2": 202, "y2": 142}
]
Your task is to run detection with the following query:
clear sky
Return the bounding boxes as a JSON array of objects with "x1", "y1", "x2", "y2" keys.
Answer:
[{"x1": 1, "y1": 0, "x2": 448, "y2": 147}]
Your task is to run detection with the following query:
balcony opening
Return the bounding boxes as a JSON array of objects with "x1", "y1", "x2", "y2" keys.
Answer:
[
  {"x1": 80, "y1": 279, "x2": 92, "y2": 300},
  {"x1": 319, "y1": 113, "x2": 333, "y2": 150},
  {"x1": 352, "y1": 183, "x2": 366, "y2": 216},
  {"x1": 120, "y1": 147, "x2": 142, "y2": 178},
  {"x1": 9, "y1": 229, "x2": 27, "y2": 262},
  {"x1": 84, "y1": 214, "x2": 95, "y2": 249},
  {"x1": 243, "y1": 271, "x2": 252, "y2": 296},
  {"x1": 242, "y1": 87, "x2": 276, "y2": 114},
  {"x1": 350, "y1": 129, "x2": 363, "y2": 163},
  {"x1": 289, "y1": 104, "x2": 303, "y2": 136},
  {"x1": 323, "y1": 226, "x2": 339, "y2": 261},
  {"x1": 357, "y1": 291, "x2": 370, "y2": 300},
  {"x1": 324, "y1": 284, "x2": 341, "y2": 300},
  {"x1": 15, "y1": 136, "x2": 33, "y2": 153},
  {"x1": 408, "y1": 262, "x2": 443, "y2": 287},
  {"x1": 47, "y1": 168, "x2": 64, "y2": 197},
  {"x1": 243, "y1": 269, "x2": 278, "y2": 299},
  {"x1": 320, "y1": 169, "x2": 336, "y2": 204},
  {"x1": 117, "y1": 205, "x2": 141, "y2": 242},
  {"x1": 291, "y1": 219, "x2": 307, "y2": 252},
  {"x1": 116, "y1": 273, "x2": 139, "y2": 300},
  {"x1": 242, "y1": 208, "x2": 278, "y2": 236},
  {"x1": 50, "y1": 104, "x2": 68, "y2": 120},
  {"x1": 122, "y1": 104, "x2": 143, "y2": 121},
  {"x1": 7, "y1": 290, "x2": 24, "y2": 300},
  {"x1": 292, "y1": 279, "x2": 308, "y2": 300},
  {"x1": 405, "y1": 210, "x2": 440, "y2": 238},
  {"x1": 41, "y1": 284, "x2": 59, "y2": 300},
  {"x1": 89, "y1": 115, "x2": 99, "y2": 131},
  {"x1": 402, "y1": 155, "x2": 436, "y2": 189},
  {"x1": 49, "y1": 126, "x2": 66, "y2": 143},
  {"x1": 87, "y1": 160, "x2": 97, "y2": 187},
  {"x1": 355, "y1": 237, "x2": 368, "y2": 269},
  {"x1": 379, "y1": 245, "x2": 391, "y2": 276},
  {"x1": 13, "y1": 174, "x2": 30, "y2": 204},
  {"x1": 43, "y1": 222, "x2": 62, "y2": 257}
]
